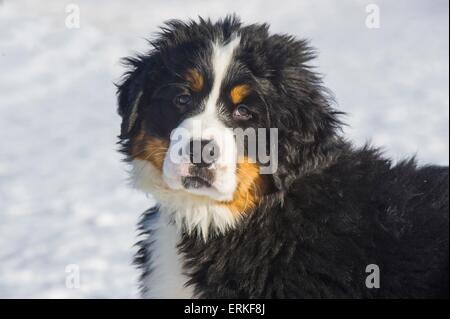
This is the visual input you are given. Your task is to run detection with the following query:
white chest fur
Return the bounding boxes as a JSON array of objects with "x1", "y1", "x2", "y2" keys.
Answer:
[
  {"x1": 132, "y1": 160, "x2": 237, "y2": 297},
  {"x1": 141, "y1": 212, "x2": 195, "y2": 299}
]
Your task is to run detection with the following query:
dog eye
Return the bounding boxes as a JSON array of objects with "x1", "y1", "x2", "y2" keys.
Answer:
[
  {"x1": 233, "y1": 104, "x2": 252, "y2": 121},
  {"x1": 174, "y1": 94, "x2": 192, "y2": 109}
]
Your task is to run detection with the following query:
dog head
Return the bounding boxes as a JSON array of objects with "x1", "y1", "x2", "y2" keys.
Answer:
[{"x1": 117, "y1": 16, "x2": 341, "y2": 239}]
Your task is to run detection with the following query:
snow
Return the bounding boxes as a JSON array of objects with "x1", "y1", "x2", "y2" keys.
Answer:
[{"x1": 0, "y1": 0, "x2": 448, "y2": 298}]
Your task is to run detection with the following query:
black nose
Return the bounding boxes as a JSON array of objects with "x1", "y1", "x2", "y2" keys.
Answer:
[{"x1": 186, "y1": 139, "x2": 220, "y2": 167}]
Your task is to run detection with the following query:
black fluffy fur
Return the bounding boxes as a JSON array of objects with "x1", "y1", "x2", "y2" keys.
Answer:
[
  {"x1": 117, "y1": 16, "x2": 449, "y2": 298},
  {"x1": 179, "y1": 148, "x2": 449, "y2": 298}
]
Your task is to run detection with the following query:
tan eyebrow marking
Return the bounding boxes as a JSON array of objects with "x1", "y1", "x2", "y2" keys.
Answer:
[
  {"x1": 230, "y1": 84, "x2": 251, "y2": 104},
  {"x1": 185, "y1": 69, "x2": 204, "y2": 92}
]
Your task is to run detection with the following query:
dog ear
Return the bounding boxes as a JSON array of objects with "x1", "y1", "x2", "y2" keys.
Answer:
[
  {"x1": 116, "y1": 54, "x2": 161, "y2": 139},
  {"x1": 264, "y1": 36, "x2": 343, "y2": 191}
]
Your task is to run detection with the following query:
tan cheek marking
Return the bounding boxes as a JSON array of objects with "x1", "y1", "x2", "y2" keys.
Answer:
[
  {"x1": 219, "y1": 157, "x2": 264, "y2": 215},
  {"x1": 131, "y1": 130, "x2": 169, "y2": 171},
  {"x1": 230, "y1": 84, "x2": 251, "y2": 104},
  {"x1": 185, "y1": 69, "x2": 204, "y2": 92}
]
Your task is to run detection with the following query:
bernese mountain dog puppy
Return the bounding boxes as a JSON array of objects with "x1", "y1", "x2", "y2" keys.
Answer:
[{"x1": 116, "y1": 16, "x2": 449, "y2": 298}]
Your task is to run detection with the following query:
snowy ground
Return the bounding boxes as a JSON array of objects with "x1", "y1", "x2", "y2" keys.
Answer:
[{"x1": 0, "y1": 0, "x2": 448, "y2": 298}]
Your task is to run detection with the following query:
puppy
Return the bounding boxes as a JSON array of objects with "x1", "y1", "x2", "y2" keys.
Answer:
[{"x1": 116, "y1": 16, "x2": 449, "y2": 298}]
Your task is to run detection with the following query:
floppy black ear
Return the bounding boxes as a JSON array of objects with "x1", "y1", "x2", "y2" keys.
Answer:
[
  {"x1": 116, "y1": 53, "x2": 161, "y2": 139},
  {"x1": 264, "y1": 36, "x2": 344, "y2": 191},
  {"x1": 116, "y1": 57, "x2": 145, "y2": 139}
]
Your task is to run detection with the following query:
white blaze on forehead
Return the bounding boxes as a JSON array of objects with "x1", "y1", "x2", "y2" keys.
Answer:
[
  {"x1": 175, "y1": 35, "x2": 241, "y2": 141},
  {"x1": 204, "y1": 35, "x2": 241, "y2": 116}
]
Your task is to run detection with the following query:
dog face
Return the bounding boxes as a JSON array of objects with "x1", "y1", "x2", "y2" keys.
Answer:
[{"x1": 117, "y1": 16, "x2": 341, "y2": 238}]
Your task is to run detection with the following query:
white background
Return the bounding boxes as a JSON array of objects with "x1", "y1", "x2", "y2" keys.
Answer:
[{"x1": 0, "y1": 0, "x2": 448, "y2": 298}]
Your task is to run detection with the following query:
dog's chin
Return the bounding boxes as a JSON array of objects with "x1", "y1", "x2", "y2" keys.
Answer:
[
  {"x1": 163, "y1": 174, "x2": 235, "y2": 202},
  {"x1": 183, "y1": 184, "x2": 234, "y2": 202}
]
